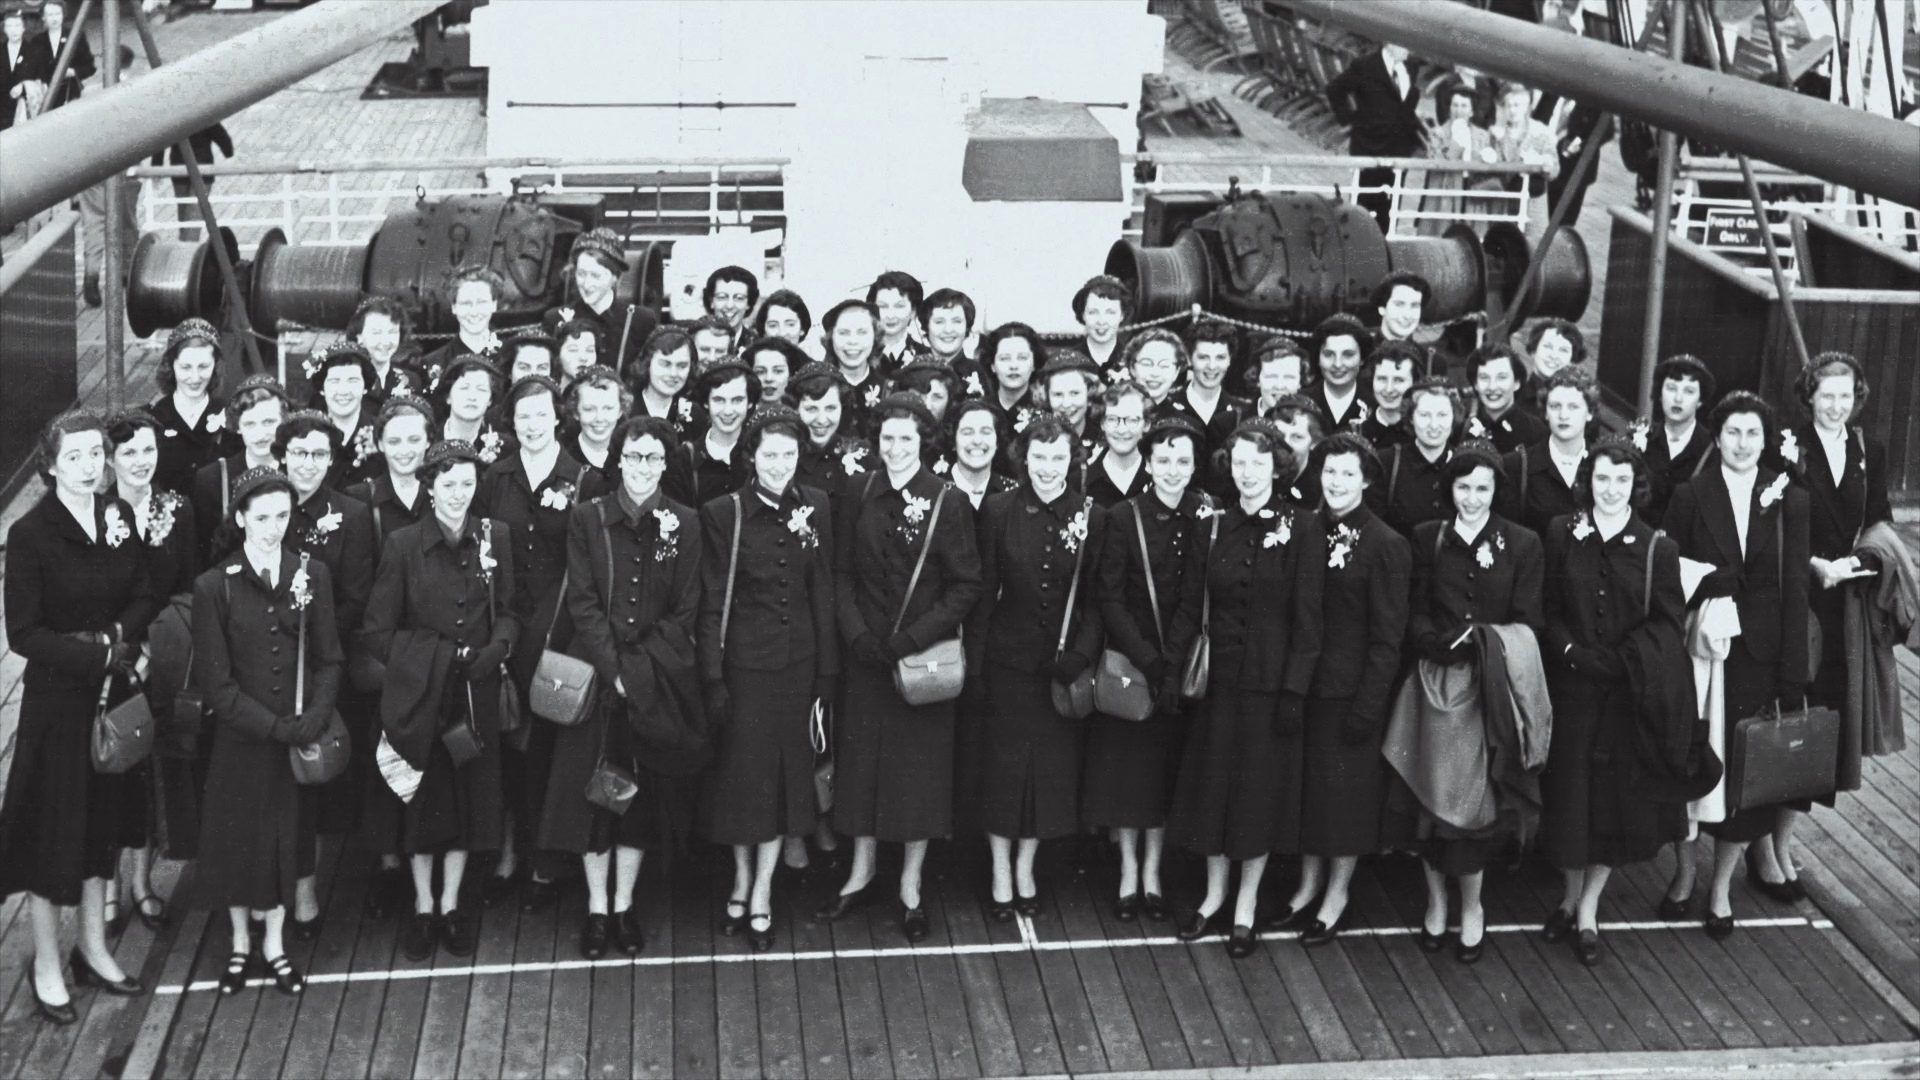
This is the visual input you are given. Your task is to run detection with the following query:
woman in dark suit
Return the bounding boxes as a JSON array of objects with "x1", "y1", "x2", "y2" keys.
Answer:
[
  {"x1": 1540, "y1": 437, "x2": 1690, "y2": 965},
  {"x1": 1499, "y1": 368, "x2": 1598, "y2": 537},
  {"x1": 1087, "y1": 382, "x2": 1154, "y2": 510},
  {"x1": 1392, "y1": 440, "x2": 1545, "y2": 962},
  {"x1": 1273, "y1": 432, "x2": 1410, "y2": 945},
  {"x1": 1773, "y1": 352, "x2": 1892, "y2": 896},
  {"x1": 947, "y1": 397, "x2": 1017, "y2": 845},
  {"x1": 791, "y1": 364, "x2": 872, "y2": 501},
  {"x1": 346, "y1": 296, "x2": 430, "y2": 404},
  {"x1": 818, "y1": 395, "x2": 983, "y2": 943},
  {"x1": 307, "y1": 345, "x2": 384, "y2": 490},
  {"x1": 190, "y1": 375, "x2": 289, "y2": 568},
  {"x1": 361, "y1": 441, "x2": 521, "y2": 963},
  {"x1": 434, "y1": 356, "x2": 510, "y2": 465},
  {"x1": 1086, "y1": 416, "x2": 1209, "y2": 922},
  {"x1": 1166, "y1": 419, "x2": 1326, "y2": 957},
  {"x1": 104, "y1": 408, "x2": 199, "y2": 933},
  {"x1": 344, "y1": 394, "x2": 436, "y2": 920},
  {"x1": 541, "y1": 227, "x2": 657, "y2": 376},
  {"x1": 192, "y1": 468, "x2": 343, "y2": 997},
  {"x1": 544, "y1": 417, "x2": 702, "y2": 959},
  {"x1": 1372, "y1": 379, "x2": 1465, "y2": 537},
  {"x1": 1661, "y1": 392, "x2": 1811, "y2": 936},
  {"x1": 477, "y1": 376, "x2": 594, "y2": 912},
  {"x1": 275, "y1": 409, "x2": 377, "y2": 933},
  {"x1": 676, "y1": 361, "x2": 758, "y2": 506},
  {"x1": 699, "y1": 406, "x2": 838, "y2": 952},
  {"x1": 149, "y1": 319, "x2": 237, "y2": 500},
  {"x1": 1, "y1": 410, "x2": 155, "y2": 1023},
  {"x1": 967, "y1": 415, "x2": 1103, "y2": 921}
]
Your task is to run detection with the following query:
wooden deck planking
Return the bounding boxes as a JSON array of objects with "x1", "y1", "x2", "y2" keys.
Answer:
[
  {"x1": 630, "y1": 871, "x2": 677, "y2": 1080},
  {"x1": 543, "y1": 897, "x2": 593, "y2": 1080},
  {"x1": 932, "y1": 871, "x2": 1023, "y2": 1080},
  {"x1": 669, "y1": 862, "x2": 720, "y2": 1080},
  {"x1": 748, "y1": 891, "x2": 806, "y2": 1079},
  {"x1": 785, "y1": 882, "x2": 852, "y2": 1080},
  {"x1": 908, "y1": 875, "x2": 987, "y2": 1079},
  {"x1": 455, "y1": 884, "x2": 524, "y2": 1078},
  {"x1": 1345, "y1": 870, "x2": 1499, "y2": 1057},
  {"x1": 1049, "y1": 872, "x2": 1153, "y2": 1072},
  {"x1": 712, "y1": 880, "x2": 767, "y2": 1080},
  {"x1": 1081, "y1": 877, "x2": 1211, "y2": 1070}
]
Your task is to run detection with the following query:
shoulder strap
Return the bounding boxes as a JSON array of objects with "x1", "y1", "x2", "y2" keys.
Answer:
[
  {"x1": 1133, "y1": 500, "x2": 1165, "y2": 653},
  {"x1": 1432, "y1": 522, "x2": 1446, "y2": 562},
  {"x1": 598, "y1": 499, "x2": 616, "y2": 608},
  {"x1": 1643, "y1": 529, "x2": 1663, "y2": 619},
  {"x1": 1055, "y1": 497, "x2": 1093, "y2": 657},
  {"x1": 894, "y1": 485, "x2": 948, "y2": 634},
  {"x1": 219, "y1": 457, "x2": 230, "y2": 519},
  {"x1": 1199, "y1": 499, "x2": 1219, "y2": 634},
  {"x1": 1776, "y1": 508, "x2": 1783, "y2": 586},
  {"x1": 719, "y1": 493, "x2": 743, "y2": 651},
  {"x1": 295, "y1": 552, "x2": 310, "y2": 710},
  {"x1": 1517, "y1": 444, "x2": 1530, "y2": 511},
  {"x1": 1387, "y1": 445, "x2": 1403, "y2": 506},
  {"x1": 370, "y1": 502, "x2": 385, "y2": 548},
  {"x1": 615, "y1": 303, "x2": 638, "y2": 370}
]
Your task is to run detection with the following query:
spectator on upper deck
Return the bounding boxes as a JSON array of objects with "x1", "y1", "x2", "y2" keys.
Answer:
[{"x1": 1326, "y1": 42, "x2": 1425, "y2": 234}]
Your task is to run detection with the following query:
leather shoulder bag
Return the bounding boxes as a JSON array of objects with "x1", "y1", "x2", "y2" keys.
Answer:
[
  {"x1": 528, "y1": 564, "x2": 596, "y2": 727},
  {"x1": 289, "y1": 553, "x2": 351, "y2": 785},
  {"x1": 890, "y1": 485, "x2": 967, "y2": 706},
  {"x1": 92, "y1": 659, "x2": 154, "y2": 775},
  {"x1": 1179, "y1": 500, "x2": 1218, "y2": 700},
  {"x1": 1093, "y1": 500, "x2": 1160, "y2": 722},
  {"x1": 583, "y1": 693, "x2": 640, "y2": 816},
  {"x1": 1050, "y1": 496, "x2": 1097, "y2": 719}
]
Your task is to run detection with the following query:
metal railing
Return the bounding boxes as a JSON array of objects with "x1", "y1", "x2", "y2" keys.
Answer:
[
  {"x1": 1126, "y1": 152, "x2": 1549, "y2": 238},
  {"x1": 1672, "y1": 157, "x2": 1920, "y2": 274},
  {"x1": 128, "y1": 156, "x2": 789, "y2": 251}
]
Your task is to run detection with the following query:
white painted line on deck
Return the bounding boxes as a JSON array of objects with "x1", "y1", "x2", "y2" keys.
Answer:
[{"x1": 151, "y1": 914, "x2": 1836, "y2": 996}]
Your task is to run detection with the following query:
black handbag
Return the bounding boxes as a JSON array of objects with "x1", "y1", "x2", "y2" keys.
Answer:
[
  {"x1": 1180, "y1": 504, "x2": 1219, "y2": 700},
  {"x1": 584, "y1": 698, "x2": 638, "y2": 815},
  {"x1": 92, "y1": 672, "x2": 154, "y2": 775},
  {"x1": 1049, "y1": 497, "x2": 1096, "y2": 719},
  {"x1": 1727, "y1": 697, "x2": 1841, "y2": 811},
  {"x1": 444, "y1": 682, "x2": 484, "y2": 768}
]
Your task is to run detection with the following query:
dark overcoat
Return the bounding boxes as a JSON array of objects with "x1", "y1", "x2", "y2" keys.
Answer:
[
  {"x1": 1371, "y1": 443, "x2": 1455, "y2": 538},
  {"x1": 149, "y1": 393, "x2": 236, "y2": 501}
]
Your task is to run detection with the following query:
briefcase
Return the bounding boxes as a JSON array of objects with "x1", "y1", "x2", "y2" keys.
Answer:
[{"x1": 1727, "y1": 699, "x2": 1840, "y2": 811}]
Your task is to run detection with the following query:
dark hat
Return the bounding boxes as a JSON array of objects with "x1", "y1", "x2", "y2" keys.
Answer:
[
  {"x1": 1232, "y1": 417, "x2": 1287, "y2": 444},
  {"x1": 303, "y1": 341, "x2": 376, "y2": 386},
  {"x1": 791, "y1": 360, "x2": 841, "y2": 384},
  {"x1": 421, "y1": 439, "x2": 483, "y2": 473},
  {"x1": 1037, "y1": 351, "x2": 1101, "y2": 380},
  {"x1": 229, "y1": 464, "x2": 292, "y2": 507},
  {"x1": 504, "y1": 373, "x2": 564, "y2": 408},
  {"x1": 232, "y1": 372, "x2": 286, "y2": 399},
  {"x1": 892, "y1": 357, "x2": 960, "y2": 389},
  {"x1": 872, "y1": 392, "x2": 936, "y2": 430},
  {"x1": 170, "y1": 317, "x2": 221, "y2": 349},
  {"x1": 501, "y1": 328, "x2": 559, "y2": 355},
  {"x1": 439, "y1": 354, "x2": 504, "y2": 392},
  {"x1": 743, "y1": 402, "x2": 804, "y2": 442},
  {"x1": 693, "y1": 359, "x2": 754, "y2": 396},
  {"x1": 1144, "y1": 414, "x2": 1205, "y2": 445},
  {"x1": 1451, "y1": 438, "x2": 1506, "y2": 478},
  {"x1": 572, "y1": 227, "x2": 629, "y2": 273},
  {"x1": 1071, "y1": 274, "x2": 1129, "y2": 317}
]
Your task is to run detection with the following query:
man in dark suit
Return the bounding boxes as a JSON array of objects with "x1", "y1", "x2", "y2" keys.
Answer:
[
  {"x1": 152, "y1": 121, "x2": 235, "y2": 240},
  {"x1": 2, "y1": 4, "x2": 47, "y2": 131},
  {"x1": 1325, "y1": 43, "x2": 1425, "y2": 234},
  {"x1": 30, "y1": 1, "x2": 94, "y2": 111}
]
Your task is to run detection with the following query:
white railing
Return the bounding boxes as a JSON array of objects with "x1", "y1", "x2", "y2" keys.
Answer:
[
  {"x1": 1672, "y1": 157, "x2": 1920, "y2": 276},
  {"x1": 129, "y1": 156, "x2": 788, "y2": 252},
  {"x1": 1124, "y1": 153, "x2": 1548, "y2": 239}
]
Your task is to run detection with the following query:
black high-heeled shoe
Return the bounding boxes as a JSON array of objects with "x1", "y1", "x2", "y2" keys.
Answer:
[
  {"x1": 1299, "y1": 907, "x2": 1352, "y2": 947},
  {"x1": 815, "y1": 884, "x2": 875, "y2": 923},
  {"x1": 1573, "y1": 929, "x2": 1602, "y2": 966},
  {"x1": 1174, "y1": 910, "x2": 1216, "y2": 942},
  {"x1": 1541, "y1": 907, "x2": 1575, "y2": 943},
  {"x1": 1114, "y1": 892, "x2": 1140, "y2": 922},
  {"x1": 1455, "y1": 923, "x2": 1485, "y2": 964},
  {"x1": 1256, "y1": 903, "x2": 1312, "y2": 934},
  {"x1": 1745, "y1": 846, "x2": 1797, "y2": 904},
  {"x1": 901, "y1": 904, "x2": 930, "y2": 943},
  {"x1": 70, "y1": 948, "x2": 140, "y2": 995},
  {"x1": 1657, "y1": 890, "x2": 1694, "y2": 920},
  {"x1": 615, "y1": 907, "x2": 646, "y2": 956},
  {"x1": 580, "y1": 914, "x2": 610, "y2": 960},
  {"x1": 134, "y1": 894, "x2": 167, "y2": 932},
  {"x1": 720, "y1": 900, "x2": 747, "y2": 937},
  {"x1": 32, "y1": 978, "x2": 77, "y2": 1025},
  {"x1": 1141, "y1": 893, "x2": 1170, "y2": 922},
  {"x1": 1225, "y1": 924, "x2": 1259, "y2": 958},
  {"x1": 218, "y1": 950, "x2": 252, "y2": 996},
  {"x1": 1704, "y1": 911, "x2": 1736, "y2": 941},
  {"x1": 289, "y1": 912, "x2": 323, "y2": 942},
  {"x1": 1013, "y1": 889, "x2": 1042, "y2": 918},
  {"x1": 748, "y1": 913, "x2": 775, "y2": 953},
  {"x1": 1416, "y1": 926, "x2": 1451, "y2": 953},
  {"x1": 986, "y1": 896, "x2": 1016, "y2": 924},
  {"x1": 263, "y1": 952, "x2": 305, "y2": 995}
]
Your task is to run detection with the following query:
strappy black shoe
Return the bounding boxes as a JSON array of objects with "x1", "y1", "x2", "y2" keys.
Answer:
[
  {"x1": 263, "y1": 952, "x2": 305, "y2": 995},
  {"x1": 218, "y1": 951, "x2": 251, "y2": 996},
  {"x1": 748, "y1": 913, "x2": 775, "y2": 953}
]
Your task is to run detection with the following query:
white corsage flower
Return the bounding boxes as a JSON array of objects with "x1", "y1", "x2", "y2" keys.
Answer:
[
  {"x1": 863, "y1": 383, "x2": 882, "y2": 408},
  {"x1": 653, "y1": 508, "x2": 680, "y2": 560},
  {"x1": 902, "y1": 494, "x2": 931, "y2": 525},
  {"x1": 352, "y1": 425, "x2": 378, "y2": 466},
  {"x1": 1476, "y1": 541, "x2": 1496, "y2": 569},
  {"x1": 1327, "y1": 523, "x2": 1360, "y2": 568},
  {"x1": 288, "y1": 559, "x2": 313, "y2": 610},
  {"x1": 932, "y1": 457, "x2": 950, "y2": 475},
  {"x1": 540, "y1": 484, "x2": 573, "y2": 511},
  {"x1": 1263, "y1": 513, "x2": 1292, "y2": 548},
  {"x1": 1629, "y1": 418, "x2": 1649, "y2": 452},
  {"x1": 788, "y1": 505, "x2": 818, "y2": 549},
  {"x1": 841, "y1": 444, "x2": 868, "y2": 475},
  {"x1": 148, "y1": 492, "x2": 182, "y2": 547},
  {"x1": 1061, "y1": 510, "x2": 1089, "y2": 553},
  {"x1": 102, "y1": 505, "x2": 131, "y2": 548},
  {"x1": 1777, "y1": 429, "x2": 1799, "y2": 465},
  {"x1": 204, "y1": 410, "x2": 225, "y2": 433},
  {"x1": 479, "y1": 331, "x2": 503, "y2": 355},
  {"x1": 477, "y1": 525, "x2": 498, "y2": 583},
  {"x1": 676, "y1": 398, "x2": 695, "y2": 423},
  {"x1": 1467, "y1": 415, "x2": 1489, "y2": 439},
  {"x1": 476, "y1": 430, "x2": 505, "y2": 463},
  {"x1": 1758, "y1": 473, "x2": 1789, "y2": 509},
  {"x1": 964, "y1": 371, "x2": 985, "y2": 397},
  {"x1": 163, "y1": 428, "x2": 179, "y2": 439},
  {"x1": 302, "y1": 353, "x2": 324, "y2": 380},
  {"x1": 315, "y1": 509, "x2": 343, "y2": 535},
  {"x1": 1571, "y1": 512, "x2": 1595, "y2": 541},
  {"x1": 1353, "y1": 399, "x2": 1370, "y2": 427},
  {"x1": 556, "y1": 306, "x2": 576, "y2": 324}
]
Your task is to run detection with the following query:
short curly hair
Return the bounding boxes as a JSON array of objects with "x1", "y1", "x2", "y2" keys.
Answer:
[
  {"x1": 372, "y1": 395, "x2": 439, "y2": 444},
  {"x1": 273, "y1": 411, "x2": 342, "y2": 463},
  {"x1": 1525, "y1": 317, "x2": 1586, "y2": 369},
  {"x1": 754, "y1": 289, "x2": 813, "y2": 339},
  {"x1": 1574, "y1": 438, "x2": 1652, "y2": 510},
  {"x1": 1796, "y1": 351, "x2": 1869, "y2": 421},
  {"x1": 36, "y1": 408, "x2": 109, "y2": 483},
  {"x1": 1317, "y1": 430, "x2": 1384, "y2": 485},
  {"x1": 1539, "y1": 366, "x2": 1599, "y2": 414},
  {"x1": 1405, "y1": 378, "x2": 1467, "y2": 440},
  {"x1": 1369, "y1": 270, "x2": 1432, "y2": 314},
  {"x1": 156, "y1": 328, "x2": 223, "y2": 397},
  {"x1": 1652, "y1": 354, "x2": 1716, "y2": 411},
  {"x1": 1245, "y1": 338, "x2": 1309, "y2": 396},
  {"x1": 1214, "y1": 423, "x2": 1300, "y2": 489},
  {"x1": 563, "y1": 366, "x2": 632, "y2": 422},
  {"x1": 1119, "y1": 328, "x2": 1189, "y2": 374},
  {"x1": 609, "y1": 416, "x2": 683, "y2": 471},
  {"x1": 442, "y1": 264, "x2": 506, "y2": 307},
  {"x1": 1708, "y1": 390, "x2": 1774, "y2": 445},
  {"x1": 1308, "y1": 313, "x2": 1374, "y2": 368}
]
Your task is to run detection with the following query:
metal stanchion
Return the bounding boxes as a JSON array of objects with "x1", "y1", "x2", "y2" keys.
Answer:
[
  {"x1": 100, "y1": 0, "x2": 124, "y2": 408},
  {"x1": 1636, "y1": 0, "x2": 1683, "y2": 417}
]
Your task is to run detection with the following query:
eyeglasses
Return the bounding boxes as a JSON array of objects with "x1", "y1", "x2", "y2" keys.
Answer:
[
  {"x1": 284, "y1": 448, "x2": 332, "y2": 463},
  {"x1": 622, "y1": 452, "x2": 667, "y2": 468},
  {"x1": 1104, "y1": 415, "x2": 1145, "y2": 428}
]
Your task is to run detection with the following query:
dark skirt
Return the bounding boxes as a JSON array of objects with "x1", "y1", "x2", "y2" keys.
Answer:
[
  {"x1": 501, "y1": 692, "x2": 560, "y2": 843},
  {"x1": 374, "y1": 675, "x2": 505, "y2": 856},
  {"x1": 702, "y1": 659, "x2": 818, "y2": 846},
  {"x1": 106, "y1": 758, "x2": 152, "y2": 849},
  {"x1": 978, "y1": 664, "x2": 1085, "y2": 840},
  {"x1": 953, "y1": 681, "x2": 988, "y2": 837},
  {"x1": 832, "y1": 657, "x2": 954, "y2": 843},
  {"x1": 1166, "y1": 686, "x2": 1291, "y2": 861},
  {"x1": 540, "y1": 694, "x2": 695, "y2": 856},
  {"x1": 314, "y1": 689, "x2": 375, "y2": 837},
  {"x1": 1297, "y1": 695, "x2": 1387, "y2": 858},
  {"x1": 196, "y1": 730, "x2": 317, "y2": 909},
  {"x1": 1381, "y1": 772, "x2": 1510, "y2": 876},
  {"x1": 1702, "y1": 642, "x2": 1787, "y2": 844},
  {"x1": 1540, "y1": 674, "x2": 1686, "y2": 869},
  {"x1": 0, "y1": 679, "x2": 126, "y2": 904},
  {"x1": 1080, "y1": 707, "x2": 1184, "y2": 831}
]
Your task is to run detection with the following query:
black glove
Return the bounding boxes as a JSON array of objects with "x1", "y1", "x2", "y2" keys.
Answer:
[
  {"x1": 885, "y1": 632, "x2": 917, "y2": 662},
  {"x1": 853, "y1": 635, "x2": 890, "y2": 669},
  {"x1": 1694, "y1": 565, "x2": 1738, "y2": 600},
  {"x1": 293, "y1": 710, "x2": 330, "y2": 743},
  {"x1": 1272, "y1": 692, "x2": 1305, "y2": 736},
  {"x1": 1155, "y1": 673, "x2": 1184, "y2": 717},
  {"x1": 1051, "y1": 653, "x2": 1089, "y2": 685},
  {"x1": 1339, "y1": 712, "x2": 1375, "y2": 746},
  {"x1": 465, "y1": 641, "x2": 508, "y2": 681},
  {"x1": 704, "y1": 682, "x2": 732, "y2": 725},
  {"x1": 812, "y1": 673, "x2": 839, "y2": 705},
  {"x1": 269, "y1": 713, "x2": 308, "y2": 745},
  {"x1": 1142, "y1": 657, "x2": 1170, "y2": 687},
  {"x1": 107, "y1": 641, "x2": 139, "y2": 674}
]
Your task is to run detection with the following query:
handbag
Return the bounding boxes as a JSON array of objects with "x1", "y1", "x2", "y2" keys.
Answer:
[
  {"x1": 1094, "y1": 504, "x2": 1162, "y2": 723},
  {"x1": 528, "y1": 569, "x2": 595, "y2": 727},
  {"x1": 161, "y1": 688, "x2": 206, "y2": 760},
  {"x1": 287, "y1": 552, "x2": 351, "y2": 785},
  {"x1": 1180, "y1": 505, "x2": 1219, "y2": 700},
  {"x1": 1727, "y1": 697, "x2": 1841, "y2": 811},
  {"x1": 443, "y1": 682, "x2": 484, "y2": 767},
  {"x1": 888, "y1": 485, "x2": 967, "y2": 706},
  {"x1": 810, "y1": 699, "x2": 834, "y2": 813},
  {"x1": 583, "y1": 698, "x2": 639, "y2": 815},
  {"x1": 92, "y1": 671, "x2": 155, "y2": 775},
  {"x1": 1049, "y1": 496, "x2": 1097, "y2": 720}
]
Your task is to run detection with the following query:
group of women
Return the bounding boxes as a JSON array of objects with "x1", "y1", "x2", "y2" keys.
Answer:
[{"x1": 1, "y1": 233, "x2": 1897, "y2": 1021}]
